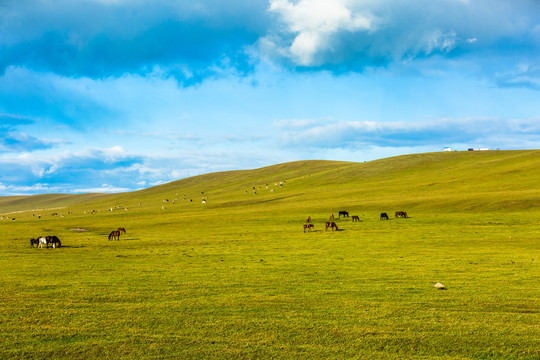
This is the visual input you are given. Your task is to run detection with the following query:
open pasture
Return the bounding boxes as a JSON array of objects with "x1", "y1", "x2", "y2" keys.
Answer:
[{"x1": 1, "y1": 151, "x2": 539, "y2": 359}]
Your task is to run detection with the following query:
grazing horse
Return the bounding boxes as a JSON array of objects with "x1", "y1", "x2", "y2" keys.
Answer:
[
  {"x1": 339, "y1": 211, "x2": 349, "y2": 218},
  {"x1": 30, "y1": 238, "x2": 39, "y2": 248},
  {"x1": 303, "y1": 224, "x2": 314, "y2": 233},
  {"x1": 306, "y1": 216, "x2": 311, "y2": 223},
  {"x1": 352, "y1": 215, "x2": 360, "y2": 222},
  {"x1": 108, "y1": 230, "x2": 121, "y2": 241},
  {"x1": 38, "y1": 237, "x2": 48, "y2": 248},
  {"x1": 325, "y1": 221, "x2": 338, "y2": 231},
  {"x1": 329, "y1": 214, "x2": 334, "y2": 220},
  {"x1": 395, "y1": 211, "x2": 408, "y2": 218},
  {"x1": 47, "y1": 235, "x2": 61, "y2": 248},
  {"x1": 380, "y1": 212, "x2": 389, "y2": 220}
]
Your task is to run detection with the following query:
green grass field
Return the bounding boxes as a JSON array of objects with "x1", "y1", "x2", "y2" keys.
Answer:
[{"x1": 1, "y1": 150, "x2": 538, "y2": 359}]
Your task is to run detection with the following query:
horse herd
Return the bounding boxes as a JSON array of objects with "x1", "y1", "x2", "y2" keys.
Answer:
[
  {"x1": 108, "y1": 227, "x2": 126, "y2": 241},
  {"x1": 30, "y1": 235, "x2": 61, "y2": 248},
  {"x1": 380, "y1": 211, "x2": 408, "y2": 220},
  {"x1": 304, "y1": 210, "x2": 408, "y2": 232},
  {"x1": 302, "y1": 221, "x2": 340, "y2": 232},
  {"x1": 27, "y1": 211, "x2": 409, "y2": 243},
  {"x1": 303, "y1": 212, "x2": 349, "y2": 232},
  {"x1": 30, "y1": 227, "x2": 127, "y2": 248}
]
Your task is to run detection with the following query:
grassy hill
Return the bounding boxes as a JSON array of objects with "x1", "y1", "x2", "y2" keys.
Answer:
[
  {"x1": 0, "y1": 150, "x2": 538, "y2": 359},
  {"x1": 2, "y1": 149, "x2": 540, "y2": 215}
]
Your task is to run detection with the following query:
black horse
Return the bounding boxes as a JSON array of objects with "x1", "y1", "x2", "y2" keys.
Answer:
[
  {"x1": 338, "y1": 211, "x2": 349, "y2": 218},
  {"x1": 30, "y1": 238, "x2": 39, "y2": 248},
  {"x1": 380, "y1": 212, "x2": 389, "y2": 220},
  {"x1": 47, "y1": 235, "x2": 61, "y2": 248},
  {"x1": 43, "y1": 235, "x2": 61, "y2": 248}
]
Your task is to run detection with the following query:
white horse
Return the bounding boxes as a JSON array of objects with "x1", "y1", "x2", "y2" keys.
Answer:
[{"x1": 38, "y1": 237, "x2": 48, "y2": 248}]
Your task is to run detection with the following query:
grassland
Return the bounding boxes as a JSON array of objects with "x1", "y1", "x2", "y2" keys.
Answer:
[{"x1": 0, "y1": 150, "x2": 538, "y2": 359}]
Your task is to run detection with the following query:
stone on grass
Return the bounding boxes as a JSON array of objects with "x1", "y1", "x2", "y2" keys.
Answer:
[{"x1": 434, "y1": 282, "x2": 446, "y2": 290}]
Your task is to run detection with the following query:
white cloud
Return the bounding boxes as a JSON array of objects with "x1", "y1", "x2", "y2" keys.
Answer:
[
  {"x1": 72, "y1": 184, "x2": 130, "y2": 193},
  {"x1": 273, "y1": 117, "x2": 330, "y2": 129},
  {"x1": 423, "y1": 30, "x2": 457, "y2": 55},
  {"x1": 0, "y1": 183, "x2": 62, "y2": 196},
  {"x1": 262, "y1": 0, "x2": 540, "y2": 76},
  {"x1": 102, "y1": 145, "x2": 128, "y2": 161},
  {"x1": 275, "y1": 117, "x2": 540, "y2": 149},
  {"x1": 495, "y1": 63, "x2": 540, "y2": 89},
  {"x1": 268, "y1": 0, "x2": 373, "y2": 65}
]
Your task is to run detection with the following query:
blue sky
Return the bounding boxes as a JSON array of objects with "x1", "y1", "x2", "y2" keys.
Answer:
[{"x1": 1, "y1": 0, "x2": 539, "y2": 195}]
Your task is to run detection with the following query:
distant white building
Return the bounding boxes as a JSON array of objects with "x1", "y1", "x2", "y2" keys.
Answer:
[
  {"x1": 443, "y1": 147, "x2": 452, "y2": 152},
  {"x1": 468, "y1": 147, "x2": 490, "y2": 151}
]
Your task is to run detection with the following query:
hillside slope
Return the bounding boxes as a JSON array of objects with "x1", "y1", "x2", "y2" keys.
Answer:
[{"x1": 1, "y1": 150, "x2": 539, "y2": 214}]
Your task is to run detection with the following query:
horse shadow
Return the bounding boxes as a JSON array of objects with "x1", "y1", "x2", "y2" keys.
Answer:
[
  {"x1": 116, "y1": 236, "x2": 140, "y2": 241},
  {"x1": 321, "y1": 228, "x2": 345, "y2": 232}
]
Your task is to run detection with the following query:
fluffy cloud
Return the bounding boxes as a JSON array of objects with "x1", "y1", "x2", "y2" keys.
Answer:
[
  {"x1": 0, "y1": 113, "x2": 60, "y2": 152},
  {"x1": 496, "y1": 64, "x2": 540, "y2": 90},
  {"x1": 0, "y1": 144, "x2": 281, "y2": 195},
  {"x1": 263, "y1": 0, "x2": 540, "y2": 77},
  {"x1": 0, "y1": 146, "x2": 144, "y2": 194},
  {"x1": 275, "y1": 117, "x2": 540, "y2": 149},
  {"x1": 2, "y1": 0, "x2": 539, "y2": 82},
  {"x1": 268, "y1": 0, "x2": 373, "y2": 65},
  {"x1": 0, "y1": 0, "x2": 268, "y2": 84},
  {"x1": 0, "y1": 131, "x2": 55, "y2": 153}
]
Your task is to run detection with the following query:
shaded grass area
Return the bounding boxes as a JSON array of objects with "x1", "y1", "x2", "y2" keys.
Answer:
[{"x1": 1, "y1": 151, "x2": 539, "y2": 358}]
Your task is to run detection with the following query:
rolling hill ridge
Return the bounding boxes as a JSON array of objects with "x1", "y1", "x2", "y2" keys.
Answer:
[{"x1": 1, "y1": 150, "x2": 539, "y2": 214}]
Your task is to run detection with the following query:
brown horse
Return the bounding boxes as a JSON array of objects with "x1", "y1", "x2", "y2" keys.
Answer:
[
  {"x1": 108, "y1": 230, "x2": 121, "y2": 241},
  {"x1": 306, "y1": 216, "x2": 311, "y2": 223},
  {"x1": 46, "y1": 235, "x2": 61, "y2": 248},
  {"x1": 118, "y1": 227, "x2": 126, "y2": 234},
  {"x1": 352, "y1": 215, "x2": 360, "y2": 222},
  {"x1": 395, "y1": 211, "x2": 408, "y2": 218},
  {"x1": 303, "y1": 224, "x2": 314, "y2": 233},
  {"x1": 325, "y1": 221, "x2": 338, "y2": 231}
]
